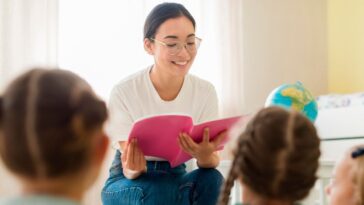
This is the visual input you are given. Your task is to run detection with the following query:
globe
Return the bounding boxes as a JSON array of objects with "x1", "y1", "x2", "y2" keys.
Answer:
[{"x1": 265, "y1": 82, "x2": 318, "y2": 122}]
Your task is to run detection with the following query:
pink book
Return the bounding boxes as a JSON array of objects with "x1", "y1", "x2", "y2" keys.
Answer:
[{"x1": 128, "y1": 115, "x2": 243, "y2": 167}]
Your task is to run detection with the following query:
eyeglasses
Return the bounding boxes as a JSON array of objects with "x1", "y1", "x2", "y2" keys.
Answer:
[
  {"x1": 352, "y1": 147, "x2": 364, "y2": 158},
  {"x1": 150, "y1": 37, "x2": 202, "y2": 55}
]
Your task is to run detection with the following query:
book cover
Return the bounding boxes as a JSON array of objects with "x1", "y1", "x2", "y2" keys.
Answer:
[{"x1": 128, "y1": 115, "x2": 243, "y2": 167}]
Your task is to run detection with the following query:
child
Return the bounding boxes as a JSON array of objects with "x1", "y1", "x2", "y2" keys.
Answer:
[
  {"x1": 219, "y1": 106, "x2": 321, "y2": 205},
  {"x1": 325, "y1": 145, "x2": 364, "y2": 205},
  {"x1": 0, "y1": 68, "x2": 109, "y2": 205}
]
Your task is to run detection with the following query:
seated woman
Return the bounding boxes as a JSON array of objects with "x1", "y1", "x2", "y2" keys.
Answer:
[
  {"x1": 325, "y1": 145, "x2": 364, "y2": 205},
  {"x1": 219, "y1": 106, "x2": 321, "y2": 205},
  {"x1": 0, "y1": 68, "x2": 109, "y2": 205}
]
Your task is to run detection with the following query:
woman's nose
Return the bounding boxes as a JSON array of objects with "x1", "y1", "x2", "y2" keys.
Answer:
[{"x1": 177, "y1": 45, "x2": 191, "y2": 58}]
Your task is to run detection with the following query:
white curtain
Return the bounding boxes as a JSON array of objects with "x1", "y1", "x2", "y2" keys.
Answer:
[
  {"x1": 0, "y1": 0, "x2": 58, "y2": 196},
  {"x1": 215, "y1": 0, "x2": 245, "y2": 117},
  {"x1": 0, "y1": 0, "x2": 58, "y2": 93},
  {"x1": 57, "y1": 0, "x2": 245, "y2": 118}
]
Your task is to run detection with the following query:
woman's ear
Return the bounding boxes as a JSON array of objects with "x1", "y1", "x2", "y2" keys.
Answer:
[{"x1": 144, "y1": 38, "x2": 154, "y2": 55}]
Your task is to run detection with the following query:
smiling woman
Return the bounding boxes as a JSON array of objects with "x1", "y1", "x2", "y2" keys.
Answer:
[
  {"x1": 101, "y1": 3, "x2": 225, "y2": 205},
  {"x1": 58, "y1": 1, "x2": 223, "y2": 102}
]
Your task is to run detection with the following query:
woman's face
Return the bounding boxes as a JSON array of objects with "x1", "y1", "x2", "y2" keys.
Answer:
[
  {"x1": 146, "y1": 16, "x2": 197, "y2": 78},
  {"x1": 325, "y1": 153, "x2": 357, "y2": 205}
]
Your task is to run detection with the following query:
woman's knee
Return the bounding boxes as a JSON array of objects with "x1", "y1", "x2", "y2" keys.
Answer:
[
  {"x1": 194, "y1": 168, "x2": 224, "y2": 186},
  {"x1": 101, "y1": 186, "x2": 144, "y2": 205}
]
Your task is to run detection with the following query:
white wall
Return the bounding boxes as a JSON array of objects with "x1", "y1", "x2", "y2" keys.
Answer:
[
  {"x1": 0, "y1": 0, "x2": 58, "y2": 93},
  {"x1": 0, "y1": 0, "x2": 21, "y2": 196},
  {"x1": 240, "y1": 0, "x2": 328, "y2": 113},
  {"x1": 0, "y1": 0, "x2": 59, "y2": 197},
  {"x1": 0, "y1": 0, "x2": 5, "y2": 93}
]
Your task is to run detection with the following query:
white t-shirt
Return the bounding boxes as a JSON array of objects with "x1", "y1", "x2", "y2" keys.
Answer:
[{"x1": 107, "y1": 66, "x2": 218, "y2": 160}]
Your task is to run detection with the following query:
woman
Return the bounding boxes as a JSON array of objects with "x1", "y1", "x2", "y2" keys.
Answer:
[
  {"x1": 219, "y1": 107, "x2": 321, "y2": 205},
  {"x1": 0, "y1": 68, "x2": 109, "y2": 205},
  {"x1": 102, "y1": 2, "x2": 224, "y2": 205}
]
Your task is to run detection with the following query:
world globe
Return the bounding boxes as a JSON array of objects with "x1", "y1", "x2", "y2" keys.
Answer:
[{"x1": 265, "y1": 82, "x2": 318, "y2": 122}]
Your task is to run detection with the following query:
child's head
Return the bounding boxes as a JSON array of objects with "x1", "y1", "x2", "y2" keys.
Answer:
[
  {"x1": 219, "y1": 106, "x2": 321, "y2": 205},
  {"x1": 0, "y1": 68, "x2": 108, "y2": 194},
  {"x1": 325, "y1": 145, "x2": 364, "y2": 205}
]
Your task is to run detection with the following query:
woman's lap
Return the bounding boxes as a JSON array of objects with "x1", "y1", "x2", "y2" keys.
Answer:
[{"x1": 101, "y1": 151, "x2": 223, "y2": 205}]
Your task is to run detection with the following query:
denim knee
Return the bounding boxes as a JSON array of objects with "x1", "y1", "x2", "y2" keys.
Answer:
[
  {"x1": 101, "y1": 186, "x2": 144, "y2": 205},
  {"x1": 195, "y1": 168, "x2": 224, "y2": 187}
]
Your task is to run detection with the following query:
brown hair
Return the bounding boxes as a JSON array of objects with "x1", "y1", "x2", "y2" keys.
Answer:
[
  {"x1": 0, "y1": 68, "x2": 107, "y2": 179},
  {"x1": 219, "y1": 106, "x2": 321, "y2": 204}
]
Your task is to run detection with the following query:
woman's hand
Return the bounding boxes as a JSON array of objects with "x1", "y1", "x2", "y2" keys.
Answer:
[
  {"x1": 178, "y1": 128, "x2": 227, "y2": 168},
  {"x1": 120, "y1": 139, "x2": 146, "y2": 179}
]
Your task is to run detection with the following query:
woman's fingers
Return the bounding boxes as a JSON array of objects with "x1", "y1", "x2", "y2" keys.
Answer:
[
  {"x1": 178, "y1": 133, "x2": 188, "y2": 150},
  {"x1": 179, "y1": 133, "x2": 193, "y2": 153},
  {"x1": 133, "y1": 139, "x2": 138, "y2": 164},
  {"x1": 134, "y1": 141, "x2": 146, "y2": 170},
  {"x1": 203, "y1": 128, "x2": 210, "y2": 144},
  {"x1": 122, "y1": 141, "x2": 130, "y2": 163},
  {"x1": 181, "y1": 133, "x2": 196, "y2": 151},
  {"x1": 122, "y1": 139, "x2": 145, "y2": 172},
  {"x1": 212, "y1": 130, "x2": 227, "y2": 148}
]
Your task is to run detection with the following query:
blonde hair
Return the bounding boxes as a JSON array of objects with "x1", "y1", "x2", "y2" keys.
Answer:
[{"x1": 218, "y1": 107, "x2": 321, "y2": 205}]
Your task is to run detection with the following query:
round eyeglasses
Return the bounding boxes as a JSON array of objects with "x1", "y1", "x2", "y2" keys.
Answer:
[{"x1": 150, "y1": 37, "x2": 202, "y2": 55}]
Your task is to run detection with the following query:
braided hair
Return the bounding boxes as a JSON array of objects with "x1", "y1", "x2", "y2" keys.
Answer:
[{"x1": 218, "y1": 106, "x2": 320, "y2": 205}]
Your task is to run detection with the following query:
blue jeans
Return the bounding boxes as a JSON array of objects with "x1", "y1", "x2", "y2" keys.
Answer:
[{"x1": 101, "y1": 150, "x2": 224, "y2": 205}]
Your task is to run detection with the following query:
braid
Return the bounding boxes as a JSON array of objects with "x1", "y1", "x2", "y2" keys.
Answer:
[
  {"x1": 25, "y1": 70, "x2": 47, "y2": 178},
  {"x1": 66, "y1": 92, "x2": 107, "y2": 153},
  {"x1": 220, "y1": 107, "x2": 320, "y2": 204},
  {"x1": 272, "y1": 111, "x2": 296, "y2": 194},
  {"x1": 218, "y1": 154, "x2": 240, "y2": 205},
  {"x1": 218, "y1": 129, "x2": 248, "y2": 205}
]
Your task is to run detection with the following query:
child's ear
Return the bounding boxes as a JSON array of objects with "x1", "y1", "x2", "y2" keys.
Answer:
[
  {"x1": 144, "y1": 38, "x2": 154, "y2": 55},
  {"x1": 94, "y1": 133, "x2": 109, "y2": 165}
]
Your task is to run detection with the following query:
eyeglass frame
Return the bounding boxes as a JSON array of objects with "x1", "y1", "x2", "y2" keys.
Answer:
[{"x1": 149, "y1": 37, "x2": 202, "y2": 55}]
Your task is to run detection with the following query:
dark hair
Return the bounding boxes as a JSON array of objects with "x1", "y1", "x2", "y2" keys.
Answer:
[
  {"x1": 351, "y1": 146, "x2": 364, "y2": 205},
  {"x1": 219, "y1": 107, "x2": 321, "y2": 204},
  {"x1": 144, "y1": 2, "x2": 196, "y2": 39},
  {"x1": 0, "y1": 68, "x2": 107, "y2": 179}
]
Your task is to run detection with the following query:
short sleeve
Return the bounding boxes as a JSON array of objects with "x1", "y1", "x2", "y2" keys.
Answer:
[{"x1": 106, "y1": 86, "x2": 133, "y2": 142}]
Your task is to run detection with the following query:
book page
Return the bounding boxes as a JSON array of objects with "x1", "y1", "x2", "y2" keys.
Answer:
[{"x1": 128, "y1": 115, "x2": 193, "y2": 165}]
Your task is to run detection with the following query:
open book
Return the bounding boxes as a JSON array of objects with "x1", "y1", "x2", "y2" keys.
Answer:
[{"x1": 128, "y1": 115, "x2": 243, "y2": 167}]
